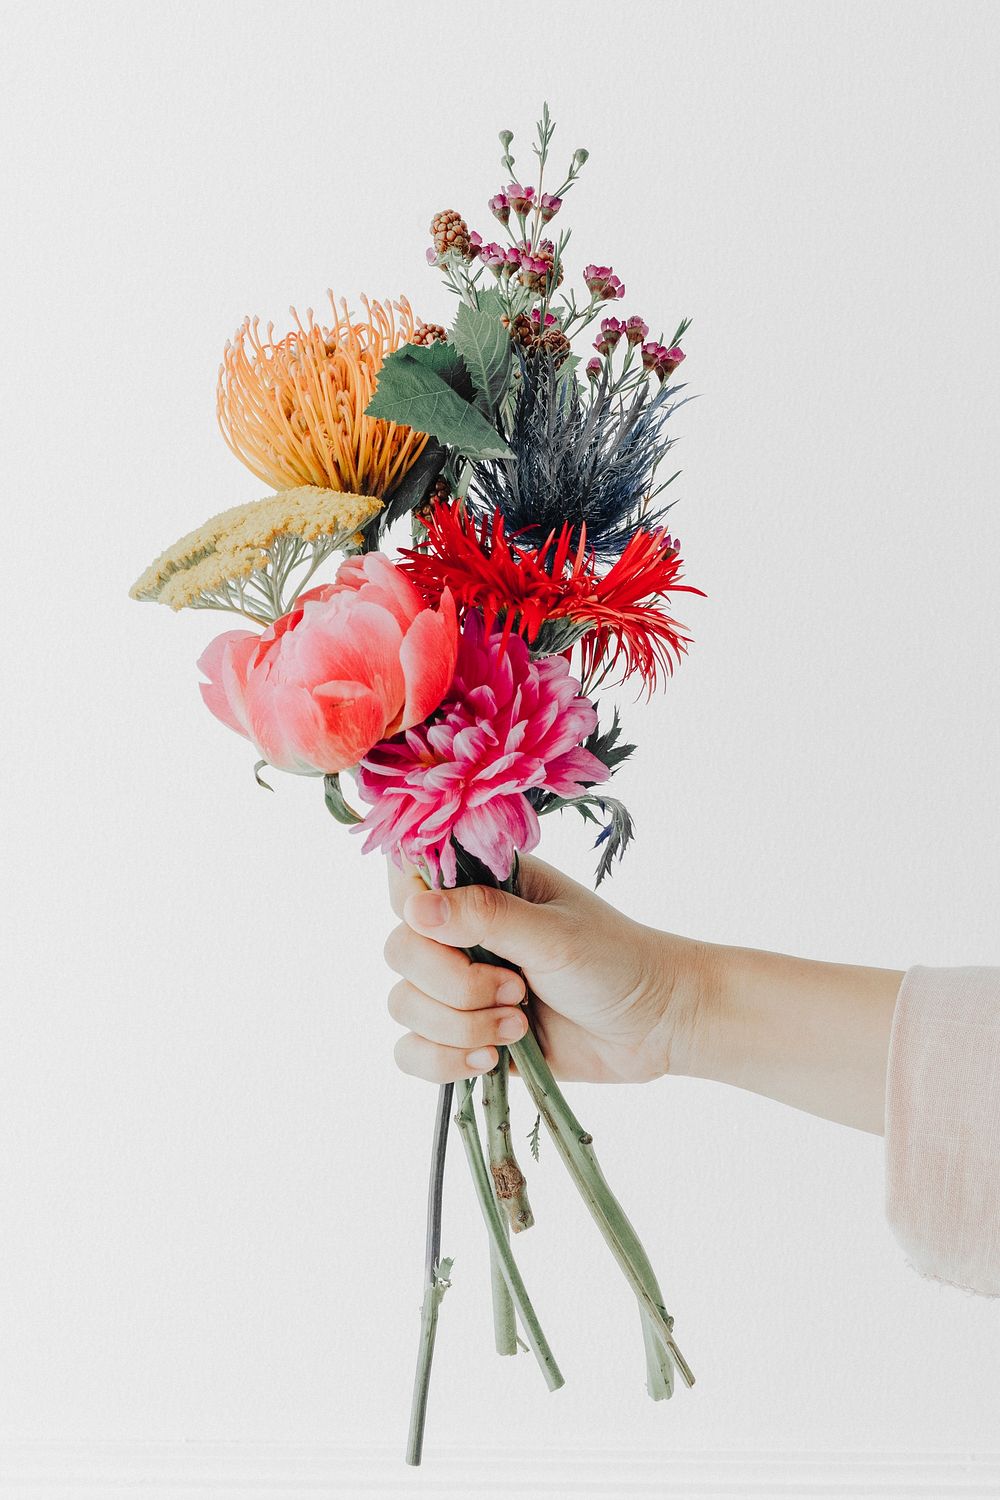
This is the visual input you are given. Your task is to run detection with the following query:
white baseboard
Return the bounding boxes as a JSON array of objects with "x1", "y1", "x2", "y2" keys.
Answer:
[{"x1": 1, "y1": 1444, "x2": 999, "y2": 1499}]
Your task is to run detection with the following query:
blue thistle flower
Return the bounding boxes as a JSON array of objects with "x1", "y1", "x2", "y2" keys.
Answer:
[{"x1": 469, "y1": 354, "x2": 689, "y2": 561}]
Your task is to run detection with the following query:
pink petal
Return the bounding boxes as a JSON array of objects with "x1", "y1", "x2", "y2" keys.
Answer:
[
  {"x1": 196, "y1": 629, "x2": 257, "y2": 739},
  {"x1": 397, "y1": 590, "x2": 459, "y2": 733}
]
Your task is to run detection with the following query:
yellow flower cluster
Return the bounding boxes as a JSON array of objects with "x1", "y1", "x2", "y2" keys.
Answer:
[{"x1": 130, "y1": 487, "x2": 382, "y2": 622}]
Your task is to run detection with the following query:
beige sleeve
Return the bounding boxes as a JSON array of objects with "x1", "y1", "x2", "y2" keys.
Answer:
[{"x1": 885, "y1": 966, "x2": 1000, "y2": 1295}]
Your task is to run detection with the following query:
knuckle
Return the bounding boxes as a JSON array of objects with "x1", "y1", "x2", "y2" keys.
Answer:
[
  {"x1": 457, "y1": 964, "x2": 494, "y2": 1010},
  {"x1": 457, "y1": 1011, "x2": 485, "y2": 1049},
  {"x1": 466, "y1": 883, "x2": 503, "y2": 926}
]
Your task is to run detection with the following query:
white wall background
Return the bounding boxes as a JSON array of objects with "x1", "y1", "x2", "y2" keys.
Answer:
[{"x1": 1, "y1": 0, "x2": 998, "y2": 1492}]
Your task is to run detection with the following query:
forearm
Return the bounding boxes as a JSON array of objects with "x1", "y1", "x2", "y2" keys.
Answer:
[{"x1": 672, "y1": 938, "x2": 903, "y2": 1134}]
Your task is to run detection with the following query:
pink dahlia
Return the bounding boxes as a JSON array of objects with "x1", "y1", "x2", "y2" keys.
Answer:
[{"x1": 355, "y1": 616, "x2": 609, "y2": 885}]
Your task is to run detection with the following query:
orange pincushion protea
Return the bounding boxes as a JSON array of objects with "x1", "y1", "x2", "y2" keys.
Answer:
[{"x1": 217, "y1": 294, "x2": 429, "y2": 498}]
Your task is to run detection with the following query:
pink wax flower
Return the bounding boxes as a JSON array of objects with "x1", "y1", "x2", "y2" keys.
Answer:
[
  {"x1": 642, "y1": 341, "x2": 686, "y2": 381},
  {"x1": 356, "y1": 615, "x2": 609, "y2": 885},
  {"x1": 425, "y1": 246, "x2": 438, "y2": 265},
  {"x1": 624, "y1": 315, "x2": 649, "y2": 345},
  {"x1": 488, "y1": 191, "x2": 510, "y2": 224},
  {"x1": 585, "y1": 357, "x2": 602, "y2": 380},
  {"x1": 479, "y1": 241, "x2": 507, "y2": 273},
  {"x1": 519, "y1": 250, "x2": 548, "y2": 275},
  {"x1": 583, "y1": 264, "x2": 625, "y2": 300},
  {"x1": 530, "y1": 308, "x2": 557, "y2": 327},
  {"x1": 658, "y1": 344, "x2": 686, "y2": 378},
  {"x1": 197, "y1": 554, "x2": 458, "y2": 776},
  {"x1": 539, "y1": 192, "x2": 562, "y2": 222},
  {"x1": 468, "y1": 230, "x2": 483, "y2": 257},
  {"x1": 594, "y1": 316, "x2": 625, "y2": 355},
  {"x1": 506, "y1": 182, "x2": 535, "y2": 215}
]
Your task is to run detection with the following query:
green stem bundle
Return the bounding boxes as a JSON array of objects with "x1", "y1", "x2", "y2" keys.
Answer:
[{"x1": 454, "y1": 1080, "x2": 565, "y2": 1392}]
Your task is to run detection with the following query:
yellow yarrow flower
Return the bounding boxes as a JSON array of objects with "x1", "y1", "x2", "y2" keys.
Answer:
[{"x1": 130, "y1": 487, "x2": 382, "y2": 624}]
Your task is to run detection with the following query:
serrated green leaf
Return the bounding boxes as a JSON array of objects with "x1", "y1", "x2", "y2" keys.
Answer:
[
  {"x1": 397, "y1": 340, "x2": 476, "y2": 400},
  {"x1": 584, "y1": 708, "x2": 636, "y2": 776},
  {"x1": 450, "y1": 291, "x2": 512, "y2": 415},
  {"x1": 366, "y1": 347, "x2": 513, "y2": 461}
]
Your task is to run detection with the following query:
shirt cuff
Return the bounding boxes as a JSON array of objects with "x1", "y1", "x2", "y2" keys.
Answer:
[{"x1": 885, "y1": 965, "x2": 1000, "y2": 1295}]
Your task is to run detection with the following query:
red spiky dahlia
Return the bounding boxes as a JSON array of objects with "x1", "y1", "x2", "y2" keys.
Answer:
[{"x1": 401, "y1": 503, "x2": 703, "y2": 692}]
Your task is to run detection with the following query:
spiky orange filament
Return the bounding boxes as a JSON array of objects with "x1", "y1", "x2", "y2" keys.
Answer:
[{"x1": 217, "y1": 294, "x2": 429, "y2": 498}]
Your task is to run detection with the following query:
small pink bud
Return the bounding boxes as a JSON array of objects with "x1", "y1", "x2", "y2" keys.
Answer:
[
  {"x1": 488, "y1": 192, "x2": 510, "y2": 225},
  {"x1": 624, "y1": 315, "x2": 649, "y2": 345},
  {"x1": 640, "y1": 339, "x2": 665, "y2": 370},
  {"x1": 583, "y1": 264, "x2": 625, "y2": 300},
  {"x1": 656, "y1": 345, "x2": 686, "y2": 380},
  {"x1": 594, "y1": 316, "x2": 626, "y2": 356},
  {"x1": 479, "y1": 241, "x2": 507, "y2": 274},
  {"x1": 539, "y1": 192, "x2": 562, "y2": 223},
  {"x1": 586, "y1": 357, "x2": 602, "y2": 380},
  {"x1": 426, "y1": 246, "x2": 438, "y2": 265},
  {"x1": 506, "y1": 182, "x2": 535, "y2": 216}
]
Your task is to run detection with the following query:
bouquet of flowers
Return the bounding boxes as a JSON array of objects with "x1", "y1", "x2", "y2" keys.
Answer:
[{"x1": 130, "y1": 103, "x2": 702, "y2": 1466}]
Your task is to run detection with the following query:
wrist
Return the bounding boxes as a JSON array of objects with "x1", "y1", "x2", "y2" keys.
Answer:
[
  {"x1": 665, "y1": 934, "x2": 903, "y2": 1133},
  {"x1": 642, "y1": 928, "x2": 727, "y2": 1083}
]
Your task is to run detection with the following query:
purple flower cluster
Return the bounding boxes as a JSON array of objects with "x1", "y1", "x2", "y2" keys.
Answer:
[
  {"x1": 489, "y1": 185, "x2": 563, "y2": 224},
  {"x1": 477, "y1": 237, "x2": 558, "y2": 287}
]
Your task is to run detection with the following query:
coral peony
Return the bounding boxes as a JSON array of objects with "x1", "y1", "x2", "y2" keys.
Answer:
[
  {"x1": 197, "y1": 553, "x2": 457, "y2": 775},
  {"x1": 355, "y1": 615, "x2": 609, "y2": 885}
]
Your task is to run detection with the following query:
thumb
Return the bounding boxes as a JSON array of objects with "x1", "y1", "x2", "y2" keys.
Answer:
[{"x1": 404, "y1": 879, "x2": 570, "y2": 973}]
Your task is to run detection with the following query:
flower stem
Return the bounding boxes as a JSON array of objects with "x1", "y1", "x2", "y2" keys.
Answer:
[
  {"x1": 488, "y1": 1239, "x2": 517, "y2": 1358},
  {"x1": 509, "y1": 1025, "x2": 695, "y2": 1390},
  {"x1": 481, "y1": 1051, "x2": 525, "y2": 1356},
  {"x1": 445, "y1": 846, "x2": 694, "y2": 1395},
  {"x1": 405, "y1": 1081, "x2": 453, "y2": 1467},
  {"x1": 454, "y1": 1080, "x2": 564, "y2": 1393},
  {"x1": 481, "y1": 1047, "x2": 535, "y2": 1235}
]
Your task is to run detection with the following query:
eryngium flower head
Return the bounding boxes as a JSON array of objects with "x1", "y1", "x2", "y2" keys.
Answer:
[
  {"x1": 355, "y1": 614, "x2": 608, "y2": 885},
  {"x1": 217, "y1": 294, "x2": 428, "y2": 498},
  {"x1": 468, "y1": 353, "x2": 687, "y2": 560}
]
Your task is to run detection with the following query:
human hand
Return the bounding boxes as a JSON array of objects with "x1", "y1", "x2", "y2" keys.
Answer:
[{"x1": 384, "y1": 855, "x2": 707, "y2": 1085}]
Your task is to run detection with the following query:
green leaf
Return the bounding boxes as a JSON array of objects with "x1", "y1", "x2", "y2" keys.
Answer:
[
  {"x1": 450, "y1": 291, "x2": 512, "y2": 415},
  {"x1": 253, "y1": 759, "x2": 274, "y2": 792},
  {"x1": 434, "y1": 1256, "x2": 455, "y2": 1286},
  {"x1": 534, "y1": 789, "x2": 635, "y2": 885},
  {"x1": 399, "y1": 340, "x2": 477, "y2": 399},
  {"x1": 366, "y1": 345, "x2": 513, "y2": 461},
  {"x1": 323, "y1": 773, "x2": 362, "y2": 825},
  {"x1": 381, "y1": 439, "x2": 447, "y2": 528},
  {"x1": 584, "y1": 708, "x2": 636, "y2": 777},
  {"x1": 527, "y1": 1114, "x2": 541, "y2": 1163}
]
